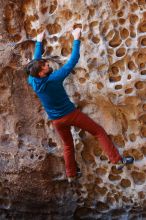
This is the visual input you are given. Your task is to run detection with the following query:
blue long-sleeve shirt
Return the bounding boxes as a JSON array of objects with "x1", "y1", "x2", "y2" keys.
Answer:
[{"x1": 28, "y1": 40, "x2": 81, "y2": 120}]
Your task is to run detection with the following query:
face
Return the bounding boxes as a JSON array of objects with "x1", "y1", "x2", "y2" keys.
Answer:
[
  {"x1": 42, "y1": 62, "x2": 49, "y2": 73},
  {"x1": 39, "y1": 62, "x2": 53, "y2": 77}
]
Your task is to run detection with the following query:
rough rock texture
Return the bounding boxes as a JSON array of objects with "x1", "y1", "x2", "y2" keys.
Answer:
[{"x1": 1, "y1": 0, "x2": 146, "y2": 219}]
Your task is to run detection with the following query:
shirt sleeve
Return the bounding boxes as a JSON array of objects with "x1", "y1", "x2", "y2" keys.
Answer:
[
  {"x1": 33, "y1": 41, "x2": 43, "y2": 60},
  {"x1": 49, "y1": 40, "x2": 81, "y2": 81}
]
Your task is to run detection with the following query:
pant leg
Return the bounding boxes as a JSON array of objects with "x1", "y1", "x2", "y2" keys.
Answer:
[
  {"x1": 70, "y1": 110, "x2": 122, "y2": 163},
  {"x1": 52, "y1": 120, "x2": 77, "y2": 177}
]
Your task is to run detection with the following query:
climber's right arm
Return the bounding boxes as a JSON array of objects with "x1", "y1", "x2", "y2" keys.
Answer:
[{"x1": 49, "y1": 28, "x2": 81, "y2": 82}]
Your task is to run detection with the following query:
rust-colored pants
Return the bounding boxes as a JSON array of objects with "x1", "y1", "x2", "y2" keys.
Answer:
[{"x1": 52, "y1": 109, "x2": 121, "y2": 177}]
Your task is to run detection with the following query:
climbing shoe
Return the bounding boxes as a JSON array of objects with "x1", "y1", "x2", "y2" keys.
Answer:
[
  {"x1": 68, "y1": 176, "x2": 77, "y2": 183},
  {"x1": 116, "y1": 156, "x2": 134, "y2": 170},
  {"x1": 67, "y1": 167, "x2": 82, "y2": 183}
]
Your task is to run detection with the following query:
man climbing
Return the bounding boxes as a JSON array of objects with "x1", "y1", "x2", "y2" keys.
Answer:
[{"x1": 25, "y1": 28, "x2": 134, "y2": 183}]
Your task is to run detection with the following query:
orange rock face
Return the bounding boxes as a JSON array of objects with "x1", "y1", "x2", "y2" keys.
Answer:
[{"x1": 1, "y1": 0, "x2": 146, "y2": 219}]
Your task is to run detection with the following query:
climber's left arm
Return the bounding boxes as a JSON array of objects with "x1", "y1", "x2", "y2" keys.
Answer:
[{"x1": 33, "y1": 30, "x2": 45, "y2": 60}]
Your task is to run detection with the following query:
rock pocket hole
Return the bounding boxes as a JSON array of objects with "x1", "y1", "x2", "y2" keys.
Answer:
[
  {"x1": 73, "y1": 23, "x2": 82, "y2": 29},
  {"x1": 47, "y1": 23, "x2": 61, "y2": 35},
  {"x1": 135, "y1": 81, "x2": 144, "y2": 89},
  {"x1": 79, "y1": 78, "x2": 86, "y2": 84},
  {"x1": 129, "y1": 14, "x2": 139, "y2": 25},
  {"x1": 30, "y1": 154, "x2": 34, "y2": 159},
  {"x1": 61, "y1": 47, "x2": 71, "y2": 56},
  {"x1": 120, "y1": 28, "x2": 129, "y2": 39},
  {"x1": 115, "y1": 85, "x2": 122, "y2": 90},
  {"x1": 141, "y1": 38, "x2": 146, "y2": 46},
  {"x1": 118, "y1": 18, "x2": 126, "y2": 25},
  {"x1": 141, "y1": 70, "x2": 146, "y2": 75},
  {"x1": 125, "y1": 88, "x2": 133, "y2": 94},
  {"x1": 49, "y1": 0, "x2": 58, "y2": 14},
  {"x1": 116, "y1": 47, "x2": 126, "y2": 57},
  {"x1": 127, "y1": 74, "x2": 131, "y2": 79},
  {"x1": 129, "y1": 133, "x2": 136, "y2": 142},
  {"x1": 111, "y1": 66, "x2": 119, "y2": 75},
  {"x1": 109, "y1": 75, "x2": 121, "y2": 82},
  {"x1": 127, "y1": 61, "x2": 136, "y2": 70}
]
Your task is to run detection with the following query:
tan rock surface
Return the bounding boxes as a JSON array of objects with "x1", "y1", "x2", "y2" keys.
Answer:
[{"x1": 1, "y1": 0, "x2": 146, "y2": 219}]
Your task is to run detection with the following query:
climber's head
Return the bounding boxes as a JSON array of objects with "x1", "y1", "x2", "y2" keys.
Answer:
[{"x1": 24, "y1": 59, "x2": 53, "y2": 77}]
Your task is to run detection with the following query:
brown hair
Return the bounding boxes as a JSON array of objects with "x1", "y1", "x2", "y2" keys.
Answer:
[{"x1": 24, "y1": 59, "x2": 47, "y2": 77}]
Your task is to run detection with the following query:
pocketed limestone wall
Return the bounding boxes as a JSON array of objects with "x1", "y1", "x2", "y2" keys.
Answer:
[{"x1": 0, "y1": 0, "x2": 146, "y2": 219}]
